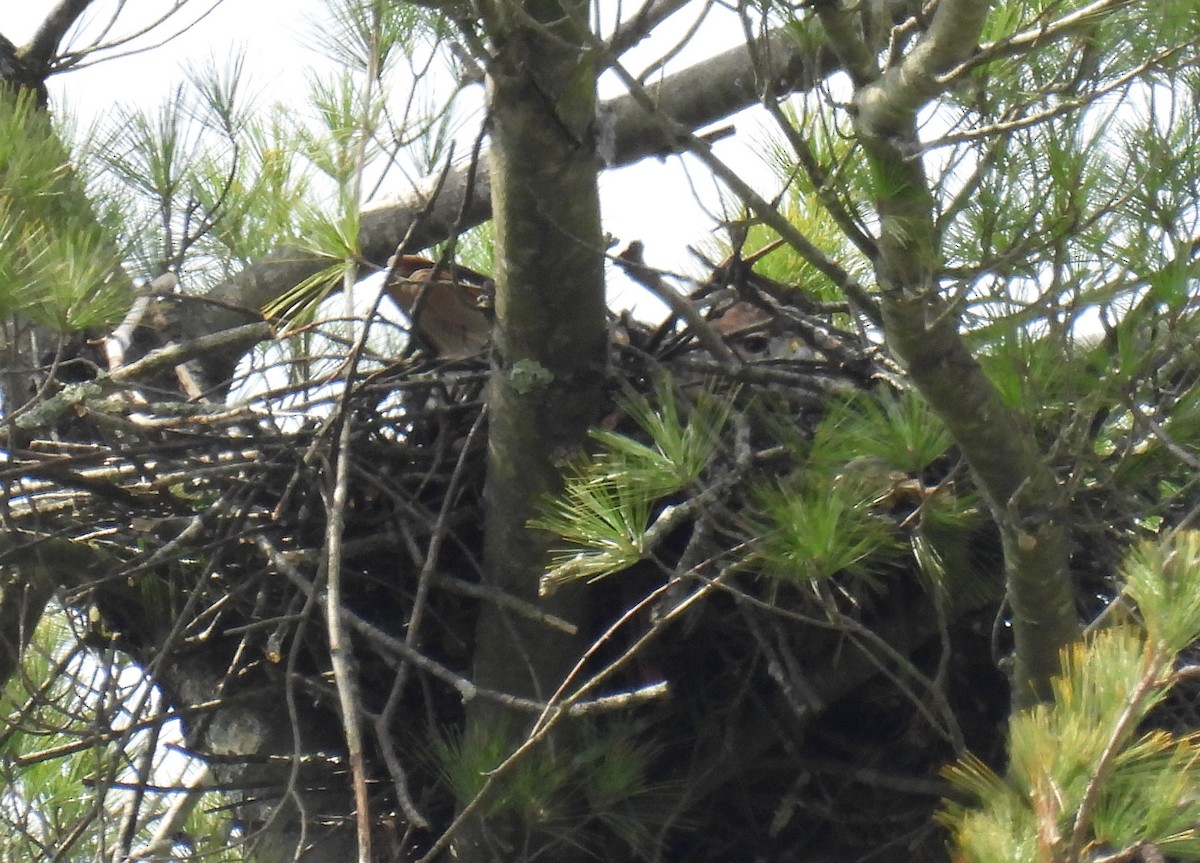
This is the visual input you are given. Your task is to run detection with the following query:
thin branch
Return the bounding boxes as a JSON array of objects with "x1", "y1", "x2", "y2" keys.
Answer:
[
  {"x1": 124, "y1": 765, "x2": 212, "y2": 862},
  {"x1": 606, "y1": 0, "x2": 695, "y2": 58},
  {"x1": 322, "y1": 402, "x2": 372, "y2": 863},
  {"x1": 924, "y1": 43, "x2": 1190, "y2": 152},
  {"x1": 45, "y1": 0, "x2": 229, "y2": 75},
  {"x1": 374, "y1": 409, "x2": 488, "y2": 832},
  {"x1": 600, "y1": 48, "x2": 884, "y2": 326},
  {"x1": 108, "y1": 321, "x2": 274, "y2": 384},
  {"x1": 939, "y1": 0, "x2": 1138, "y2": 87},
  {"x1": 1066, "y1": 647, "x2": 1166, "y2": 863},
  {"x1": 104, "y1": 272, "x2": 179, "y2": 372},
  {"x1": 615, "y1": 241, "x2": 738, "y2": 364},
  {"x1": 417, "y1": 563, "x2": 734, "y2": 863}
]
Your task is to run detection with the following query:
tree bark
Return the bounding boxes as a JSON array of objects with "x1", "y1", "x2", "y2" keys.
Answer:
[
  {"x1": 453, "y1": 0, "x2": 607, "y2": 856},
  {"x1": 837, "y1": 0, "x2": 1082, "y2": 705}
]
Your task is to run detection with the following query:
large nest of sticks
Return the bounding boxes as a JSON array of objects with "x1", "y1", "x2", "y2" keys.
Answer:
[{"x1": 5, "y1": 249, "x2": 1173, "y2": 860}]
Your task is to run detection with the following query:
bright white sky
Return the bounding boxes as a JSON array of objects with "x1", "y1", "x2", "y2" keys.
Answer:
[{"x1": 0, "y1": 0, "x2": 781, "y2": 315}]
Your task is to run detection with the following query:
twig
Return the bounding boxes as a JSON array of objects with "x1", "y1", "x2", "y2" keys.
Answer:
[
  {"x1": 124, "y1": 765, "x2": 212, "y2": 862},
  {"x1": 418, "y1": 562, "x2": 735, "y2": 863},
  {"x1": 321, "y1": 407, "x2": 372, "y2": 863},
  {"x1": 1067, "y1": 647, "x2": 1165, "y2": 863},
  {"x1": 108, "y1": 322, "x2": 274, "y2": 384},
  {"x1": 375, "y1": 409, "x2": 489, "y2": 831},
  {"x1": 615, "y1": 241, "x2": 738, "y2": 364},
  {"x1": 598, "y1": 44, "x2": 884, "y2": 327}
]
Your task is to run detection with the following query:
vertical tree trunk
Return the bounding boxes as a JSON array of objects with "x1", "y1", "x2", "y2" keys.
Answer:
[{"x1": 457, "y1": 0, "x2": 607, "y2": 856}]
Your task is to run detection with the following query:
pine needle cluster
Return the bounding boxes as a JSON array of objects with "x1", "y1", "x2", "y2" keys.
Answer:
[{"x1": 942, "y1": 531, "x2": 1200, "y2": 863}]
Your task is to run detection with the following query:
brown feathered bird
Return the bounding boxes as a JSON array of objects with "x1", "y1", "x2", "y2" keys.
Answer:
[{"x1": 384, "y1": 255, "x2": 493, "y2": 360}]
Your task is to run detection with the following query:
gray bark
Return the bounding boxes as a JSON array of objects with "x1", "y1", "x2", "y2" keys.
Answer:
[
  {"x1": 837, "y1": 0, "x2": 1082, "y2": 704},
  {"x1": 453, "y1": 0, "x2": 607, "y2": 855}
]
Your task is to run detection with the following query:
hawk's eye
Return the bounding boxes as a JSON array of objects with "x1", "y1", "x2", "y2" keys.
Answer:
[{"x1": 740, "y1": 333, "x2": 772, "y2": 355}]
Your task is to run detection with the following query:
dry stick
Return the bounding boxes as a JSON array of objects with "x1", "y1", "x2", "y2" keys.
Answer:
[
  {"x1": 108, "y1": 322, "x2": 275, "y2": 384},
  {"x1": 433, "y1": 572, "x2": 577, "y2": 635},
  {"x1": 723, "y1": 575, "x2": 967, "y2": 749},
  {"x1": 385, "y1": 126, "x2": 489, "y2": 364},
  {"x1": 374, "y1": 692, "x2": 428, "y2": 832},
  {"x1": 125, "y1": 764, "x2": 212, "y2": 862},
  {"x1": 80, "y1": 643, "x2": 156, "y2": 863},
  {"x1": 259, "y1": 534, "x2": 577, "y2": 714},
  {"x1": 259, "y1": 533, "x2": 481, "y2": 701},
  {"x1": 606, "y1": 0, "x2": 696, "y2": 59},
  {"x1": 531, "y1": 566, "x2": 735, "y2": 733},
  {"x1": 320, "y1": 283, "x2": 395, "y2": 863},
  {"x1": 112, "y1": 716, "x2": 164, "y2": 863},
  {"x1": 760, "y1": 98, "x2": 878, "y2": 260},
  {"x1": 332, "y1": 529, "x2": 578, "y2": 634},
  {"x1": 263, "y1": 534, "x2": 324, "y2": 863},
  {"x1": 415, "y1": 563, "x2": 734, "y2": 863},
  {"x1": 323, "y1": 14, "x2": 396, "y2": 845},
  {"x1": 539, "y1": 417, "x2": 756, "y2": 715},
  {"x1": 930, "y1": 44, "x2": 1184, "y2": 152},
  {"x1": 317, "y1": 286, "x2": 411, "y2": 859},
  {"x1": 375, "y1": 410, "x2": 489, "y2": 831},
  {"x1": 324, "y1": 396, "x2": 372, "y2": 863},
  {"x1": 7, "y1": 695, "x2": 224, "y2": 768},
  {"x1": 422, "y1": 133, "x2": 489, "y2": 283},
  {"x1": 738, "y1": 8, "x2": 878, "y2": 260},
  {"x1": 1127, "y1": 398, "x2": 1200, "y2": 471},
  {"x1": 943, "y1": 0, "x2": 1137, "y2": 84},
  {"x1": 740, "y1": 606, "x2": 821, "y2": 721},
  {"x1": 614, "y1": 241, "x2": 738, "y2": 364},
  {"x1": 104, "y1": 272, "x2": 180, "y2": 371}
]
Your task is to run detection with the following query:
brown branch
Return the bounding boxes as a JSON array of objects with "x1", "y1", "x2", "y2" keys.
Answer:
[
  {"x1": 614, "y1": 241, "x2": 738, "y2": 364},
  {"x1": 374, "y1": 410, "x2": 489, "y2": 832},
  {"x1": 323, "y1": 403, "x2": 373, "y2": 863},
  {"x1": 598, "y1": 45, "x2": 884, "y2": 326},
  {"x1": 24, "y1": 0, "x2": 94, "y2": 70},
  {"x1": 108, "y1": 321, "x2": 273, "y2": 385},
  {"x1": 607, "y1": 0, "x2": 695, "y2": 58}
]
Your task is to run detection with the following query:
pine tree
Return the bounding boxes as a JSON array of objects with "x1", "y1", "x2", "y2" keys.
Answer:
[{"x1": 2, "y1": 2, "x2": 1200, "y2": 862}]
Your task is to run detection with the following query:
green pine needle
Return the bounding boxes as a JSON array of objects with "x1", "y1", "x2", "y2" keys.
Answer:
[
  {"x1": 534, "y1": 381, "x2": 732, "y2": 594},
  {"x1": 944, "y1": 533, "x2": 1200, "y2": 863},
  {"x1": 754, "y1": 482, "x2": 898, "y2": 585},
  {"x1": 1122, "y1": 531, "x2": 1200, "y2": 654},
  {"x1": 811, "y1": 388, "x2": 952, "y2": 475}
]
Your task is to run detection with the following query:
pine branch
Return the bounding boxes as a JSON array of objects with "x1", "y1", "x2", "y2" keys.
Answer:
[{"x1": 25, "y1": 0, "x2": 95, "y2": 71}]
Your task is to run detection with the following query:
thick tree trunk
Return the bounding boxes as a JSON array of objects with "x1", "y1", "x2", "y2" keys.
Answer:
[{"x1": 454, "y1": 0, "x2": 607, "y2": 857}]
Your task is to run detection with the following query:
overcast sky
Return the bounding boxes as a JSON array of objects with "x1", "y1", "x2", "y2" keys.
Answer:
[{"x1": 0, "y1": 2, "x2": 324, "y2": 119}]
